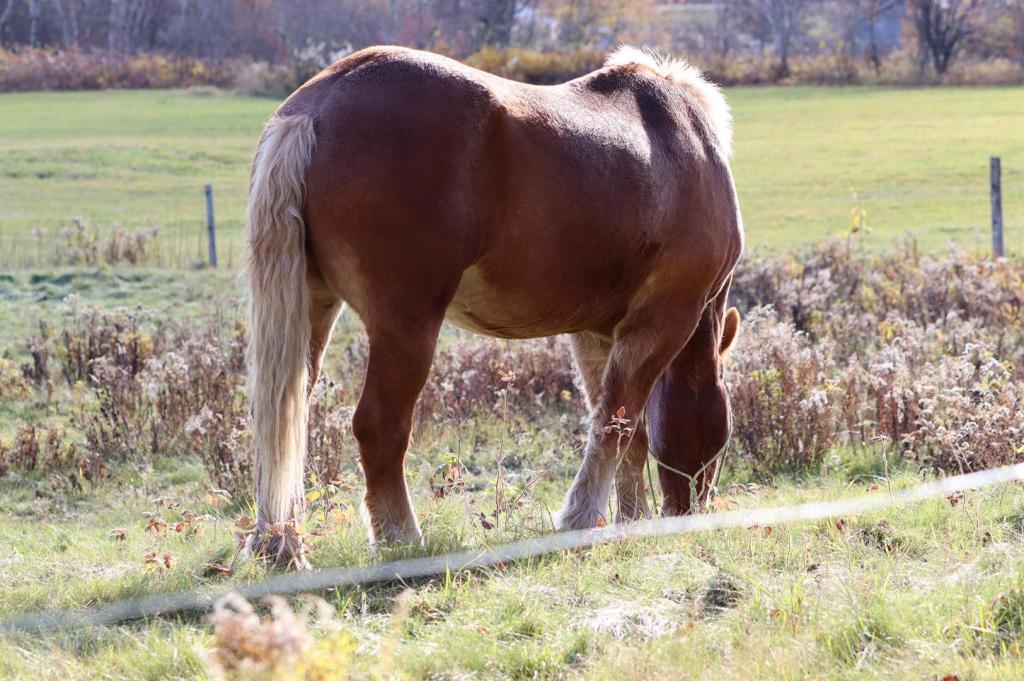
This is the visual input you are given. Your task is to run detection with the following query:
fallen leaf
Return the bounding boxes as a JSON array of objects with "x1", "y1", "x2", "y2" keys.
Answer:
[
  {"x1": 206, "y1": 488, "x2": 232, "y2": 507},
  {"x1": 204, "y1": 562, "x2": 233, "y2": 577},
  {"x1": 711, "y1": 496, "x2": 738, "y2": 511}
]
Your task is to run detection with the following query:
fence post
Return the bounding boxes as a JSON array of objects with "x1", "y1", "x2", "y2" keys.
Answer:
[
  {"x1": 204, "y1": 184, "x2": 218, "y2": 268},
  {"x1": 991, "y1": 157, "x2": 1004, "y2": 258}
]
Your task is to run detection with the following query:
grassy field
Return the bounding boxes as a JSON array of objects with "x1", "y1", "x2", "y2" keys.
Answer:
[
  {"x1": 0, "y1": 258, "x2": 1022, "y2": 679},
  {"x1": 0, "y1": 86, "x2": 1022, "y2": 258},
  {"x1": 5, "y1": 457, "x2": 1024, "y2": 680},
  {"x1": 2, "y1": 83, "x2": 1023, "y2": 678}
]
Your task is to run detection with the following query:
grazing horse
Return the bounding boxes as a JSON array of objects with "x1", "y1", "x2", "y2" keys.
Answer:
[{"x1": 245, "y1": 45, "x2": 743, "y2": 566}]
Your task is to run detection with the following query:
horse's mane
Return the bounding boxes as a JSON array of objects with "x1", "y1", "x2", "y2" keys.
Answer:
[{"x1": 605, "y1": 46, "x2": 733, "y2": 159}]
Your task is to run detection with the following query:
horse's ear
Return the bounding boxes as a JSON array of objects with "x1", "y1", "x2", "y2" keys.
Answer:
[{"x1": 720, "y1": 307, "x2": 740, "y2": 355}]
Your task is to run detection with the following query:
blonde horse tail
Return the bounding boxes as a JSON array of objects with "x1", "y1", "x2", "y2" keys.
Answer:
[{"x1": 245, "y1": 114, "x2": 316, "y2": 534}]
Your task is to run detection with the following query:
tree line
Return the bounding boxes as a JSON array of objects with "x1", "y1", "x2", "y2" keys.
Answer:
[{"x1": 1, "y1": 0, "x2": 1022, "y2": 82}]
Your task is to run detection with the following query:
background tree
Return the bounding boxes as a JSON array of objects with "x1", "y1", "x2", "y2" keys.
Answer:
[
  {"x1": 735, "y1": 0, "x2": 815, "y2": 78},
  {"x1": 910, "y1": 0, "x2": 984, "y2": 74},
  {"x1": 1013, "y1": 0, "x2": 1024, "y2": 70},
  {"x1": 0, "y1": 0, "x2": 15, "y2": 45}
]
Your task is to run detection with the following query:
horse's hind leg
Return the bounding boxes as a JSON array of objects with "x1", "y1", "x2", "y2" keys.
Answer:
[
  {"x1": 570, "y1": 332, "x2": 651, "y2": 522},
  {"x1": 352, "y1": 315, "x2": 444, "y2": 547},
  {"x1": 559, "y1": 299, "x2": 705, "y2": 530},
  {"x1": 307, "y1": 271, "x2": 343, "y2": 394}
]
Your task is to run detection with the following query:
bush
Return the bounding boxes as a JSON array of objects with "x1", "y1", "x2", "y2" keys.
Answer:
[
  {"x1": 231, "y1": 61, "x2": 303, "y2": 98},
  {"x1": 419, "y1": 335, "x2": 579, "y2": 426},
  {"x1": 727, "y1": 240, "x2": 1024, "y2": 475},
  {"x1": 0, "y1": 47, "x2": 235, "y2": 92},
  {"x1": 3, "y1": 242, "x2": 1021, "y2": 491},
  {"x1": 2, "y1": 45, "x2": 1020, "y2": 95},
  {"x1": 727, "y1": 307, "x2": 840, "y2": 473},
  {"x1": 464, "y1": 47, "x2": 605, "y2": 84}
]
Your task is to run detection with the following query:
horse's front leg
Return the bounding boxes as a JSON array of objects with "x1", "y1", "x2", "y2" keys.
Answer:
[
  {"x1": 558, "y1": 298, "x2": 705, "y2": 530},
  {"x1": 569, "y1": 331, "x2": 652, "y2": 523},
  {"x1": 352, "y1": 318, "x2": 443, "y2": 548}
]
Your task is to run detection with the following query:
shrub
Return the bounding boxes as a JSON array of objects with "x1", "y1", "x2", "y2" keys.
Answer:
[
  {"x1": 3, "y1": 241, "x2": 1021, "y2": 491},
  {"x1": 464, "y1": 47, "x2": 606, "y2": 84},
  {"x1": 727, "y1": 307, "x2": 840, "y2": 473},
  {"x1": 56, "y1": 296, "x2": 163, "y2": 386},
  {"x1": 53, "y1": 220, "x2": 159, "y2": 267},
  {"x1": 0, "y1": 357, "x2": 31, "y2": 400},
  {"x1": 730, "y1": 241, "x2": 1024, "y2": 475},
  {"x1": 1, "y1": 45, "x2": 1020, "y2": 94},
  {"x1": 0, "y1": 47, "x2": 235, "y2": 92},
  {"x1": 419, "y1": 335, "x2": 580, "y2": 426},
  {"x1": 731, "y1": 239, "x2": 1024, "y2": 364},
  {"x1": 231, "y1": 61, "x2": 302, "y2": 98},
  {"x1": 0, "y1": 422, "x2": 83, "y2": 485}
]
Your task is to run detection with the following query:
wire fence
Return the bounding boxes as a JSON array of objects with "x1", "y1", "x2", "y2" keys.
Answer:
[
  {"x1": 4, "y1": 462, "x2": 1024, "y2": 635},
  {"x1": 0, "y1": 220, "x2": 244, "y2": 271}
]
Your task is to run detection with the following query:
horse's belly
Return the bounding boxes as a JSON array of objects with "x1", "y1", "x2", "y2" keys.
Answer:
[{"x1": 445, "y1": 265, "x2": 586, "y2": 339}]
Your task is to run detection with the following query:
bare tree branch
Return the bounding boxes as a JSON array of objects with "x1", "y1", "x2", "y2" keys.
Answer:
[{"x1": 910, "y1": 0, "x2": 985, "y2": 75}]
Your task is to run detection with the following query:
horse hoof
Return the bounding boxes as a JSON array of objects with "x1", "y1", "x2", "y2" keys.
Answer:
[
  {"x1": 554, "y1": 504, "x2": 605, "y2": 531},
  {"x1": 247, "y1": 527, "x2": 310, "y2": 571},
  {"x1": 369, "y1": 526, "x2": 423, "y2": 555},
  {"x1": 615, "y1": 503, "x2": 651, "y2": 524}
]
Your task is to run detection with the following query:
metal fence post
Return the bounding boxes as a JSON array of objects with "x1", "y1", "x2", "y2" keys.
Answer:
[
  {"x1": 204, "y1": 184, "x2": 218, "y2": 268},
  {"x1": 991, "y1": 157, "x2": 1004, "y2": 258}
]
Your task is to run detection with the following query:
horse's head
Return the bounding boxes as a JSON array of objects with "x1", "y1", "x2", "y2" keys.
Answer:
[{"x1": 648, "y1": 303, "x2": 740, "y2": 515}]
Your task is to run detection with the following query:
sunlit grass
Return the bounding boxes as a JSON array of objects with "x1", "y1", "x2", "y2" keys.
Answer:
[
  {"x1": 1, "y1": 86, "x2": 1022, "y2": 258},
  {"x1": 3, "y1": 456, "x2": 1024, "y2": 679}
]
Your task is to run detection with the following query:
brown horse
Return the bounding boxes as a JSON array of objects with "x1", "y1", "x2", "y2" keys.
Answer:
[{"x1": 245, "y1": 45, "x2": 743, "y2": 566}]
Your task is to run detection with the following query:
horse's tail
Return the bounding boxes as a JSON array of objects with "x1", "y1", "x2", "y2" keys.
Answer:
[{"x1": 244, "y1": 114, "x2": 317, "y2": 530}]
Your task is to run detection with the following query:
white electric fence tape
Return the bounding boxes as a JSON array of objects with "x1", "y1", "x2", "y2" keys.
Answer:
[{"x1": 4, "y1": 462, "x2": 1024, "y2": 634}]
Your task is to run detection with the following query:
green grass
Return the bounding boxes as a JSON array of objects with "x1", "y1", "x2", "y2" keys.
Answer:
[
  {"x1": 0, "y1": 268, "x2": 240, "y2": 351},
  {"x1": 2, "y1": 85, "x2": 1024, "y2": 677},
  {"x1": 0, "y1": 86, "x2": 1022, "y2": 256},
  {"x1": 0, "y1": 89, "x2": 274, "y2": 264},
  {"x1": 730, "y1": 86, "x2": 1024, "y2": 254},
  {"x1": 1, "y1": 269, "x2": 1023, "y2": 678},
  {"x1": 3, "y1": 452, "x2": 1024, "y2": 679}
]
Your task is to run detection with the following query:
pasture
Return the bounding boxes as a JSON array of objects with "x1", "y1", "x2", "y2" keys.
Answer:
[
  {"x1": 2, "y1": 245, "x2": 1024, "y2": 678},
  {"x1": 1, "y1": 83, "x2": 1023, "y2": 680},
  {"x1": 1, "y1": 86, "x2": 1023, "y2": 258}
]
